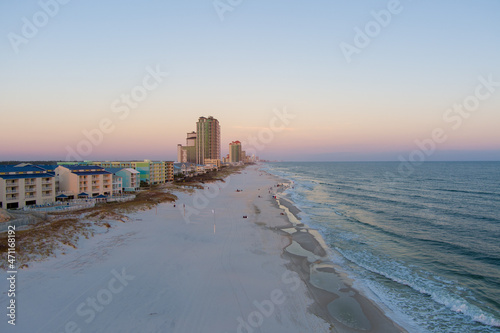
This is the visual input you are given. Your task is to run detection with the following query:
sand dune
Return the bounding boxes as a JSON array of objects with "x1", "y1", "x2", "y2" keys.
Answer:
[{"x1": 0, "y1": 165, "x2": 403, "y2": 333}]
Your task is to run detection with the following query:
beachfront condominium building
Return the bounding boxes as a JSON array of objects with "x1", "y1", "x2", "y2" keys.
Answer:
[
  {"x1": 196, "y1": 116, "x2": 220, "y2": 165},
  {"x1": 177, "y1": 145, "x2": 197, "y2": 164},
  {"x1": 177, "y1": 132, "x2": 197, "y2": 164},
  {"x1": 130, "y1": 160, "x2": 164, "y2": 185},
  {"x1": 204, "y1": 159, "x2": 221, "y2": 169},
  {"x1": 103, "y1": 167, "x2": 140, "y2": 192},
  {"x1": 150, "y1": 161, "x2": 165, "y2": 184},
  {"x1": 186, "y1": 131, "x2": 196, "y2": 146},
  {"x1": 56, "y1": 165, "x2": 113, "y2": 198},
  {"x1": 165, "y1": 161, "x2": 174, "y2": 182},
  {"x1": 131, "y1": 160, "x2": 176, "y2": 185},
  {"x1": 104, "y1": 168, "x2": 125, "y2": 196},
  {"x1": 229, "y1": 141, "x2": 242, "y2": 163},
  {"x1": 91, "y1": 161, "x2": 133, "y2": 169},
  {"x1": 177, "y1": 144, "x2": 186, "y2": 163},
  {"x1": 0, "y1": 165, "x2": 55, "y2": 209},
  {"x1": 88, "y1": 160, "x2": 173, "y2": 186},
  {"x1": 117, "y1": 168, "x2": 140, "y2": 192}
]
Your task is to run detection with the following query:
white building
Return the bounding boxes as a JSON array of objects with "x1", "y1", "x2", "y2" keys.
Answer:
[
  {"x1": 104, "y1": 168, "x2": 124, "y2": 196},
  {"x1": 56, "y1": 165, "x2": 113, "y2": 198},
  {"x1": 0, "y1": 165, "x2": 55, "y2": 209}
]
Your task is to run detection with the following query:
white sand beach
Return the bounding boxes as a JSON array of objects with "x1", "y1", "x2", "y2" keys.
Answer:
[{"x1": 0, "y1": 165, "x2": 403, "y2": 333}]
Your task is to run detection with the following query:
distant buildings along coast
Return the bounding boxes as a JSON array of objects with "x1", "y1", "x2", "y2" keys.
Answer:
[
  {"x1": 177, "y1": 116, "x2": 258, "y2": 169},
  {"x1": 0, "y1": 160, "x2": 172, "y2": 209},
  {"x1": 0, "y1": 116, "x2": 259, "y2": 210}
]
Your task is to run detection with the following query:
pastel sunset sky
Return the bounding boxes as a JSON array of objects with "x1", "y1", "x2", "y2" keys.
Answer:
[{"x1": 1, "y1": 0, "x2": 499, "y2": 161}]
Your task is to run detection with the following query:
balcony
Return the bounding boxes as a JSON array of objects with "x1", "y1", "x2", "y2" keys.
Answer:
[
  {"x1": 25, "y1": 180, "x2": 36, "y2": 185},
  {"x1": 42, "y1": 185, "x2": 52, "y2": 191},
  {"x1": 6, "y1": 188, "x2": 18, "y2": 193},
  {"x1": 25, "y1": 187, "x2": 37, "y2": 192},
  {"x1": 42, "y1": 191, "x2": 53, "y2": 197},
  {"x1": 6, "y1": 196, "x2": 18, "y2": 201},
  {"x1": 42, "y1": 179, "x2": 52, "y2": 184},
  {"x1": 7, "y1": 180, "x2": 18, "y2": 185},
  {"x1": 25, "y1": 195, "x2": 36, "y2": 199}
]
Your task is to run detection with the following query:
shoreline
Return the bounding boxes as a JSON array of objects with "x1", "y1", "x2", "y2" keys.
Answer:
[
  {"x1": 0, "y1": 164, "x2": 405, "y2": 332},
  {"x1": 262, "y1": 167, "x2": 406, "y2": 333},
  {"x1": 1, "y1": 164, "x2": 331, "y2": 332}
]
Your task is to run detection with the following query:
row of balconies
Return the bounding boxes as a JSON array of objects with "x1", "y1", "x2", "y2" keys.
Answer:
[
  {"x1": 5, "y1": 191, "x2": 53, "y2": 201},
  {"x1": 91, "y1": 186, "x2": 110, "y2": 190},
  {"x1": 5, "y1": 179, "x2": 53, "y2": 186},
  {"x1": 7, "y1": 185, "x2": 53, "y2": 192}
]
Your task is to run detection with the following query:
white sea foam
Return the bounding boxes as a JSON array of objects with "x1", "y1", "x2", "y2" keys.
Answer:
[{"x1": 263, "y1": 163, "x2": 500, "y2": 331}]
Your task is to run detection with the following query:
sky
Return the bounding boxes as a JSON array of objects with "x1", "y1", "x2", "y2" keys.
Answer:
[{"x1": 1, "y1": 0, "x2": 499, "y2": 162}]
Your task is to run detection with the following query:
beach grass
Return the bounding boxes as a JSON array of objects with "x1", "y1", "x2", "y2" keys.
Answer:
[
  {"x1": 0, "y1": 165, "x2": 245, "y2": 270},
  {"x1": 0, "y1": 188, "x2": 178, "y2": 269}
]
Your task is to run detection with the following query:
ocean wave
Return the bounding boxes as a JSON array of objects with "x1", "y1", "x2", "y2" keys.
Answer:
[
  {"x1": 263, "y1": 162, "x2": 500, "y2": 331},
  {"x1": 433, "y1": 188, "x2": 500, "y2": 198},
  {"x1": 337, "y1": 248, "x2": 500, "y2": 329}
]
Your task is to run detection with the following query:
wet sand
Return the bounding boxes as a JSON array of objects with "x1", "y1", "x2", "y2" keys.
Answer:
[
  {"x1": 264, "y1": 169, "x2": 406, "y2": 333},
  {"x1": 0, "y1": 165, "x2": 405, "y2": 333}
]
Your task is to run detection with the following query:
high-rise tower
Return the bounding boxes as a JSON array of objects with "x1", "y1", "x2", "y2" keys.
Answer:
[
  {"x1": 196, "y1": 116, "x2": 220, "y2": 165},
  {"x1": 229, "y1": 141, "x2": 242, "y2": 163},
  {"x1": 177, "y1": 132, "x2": 197, "y2": 163}
]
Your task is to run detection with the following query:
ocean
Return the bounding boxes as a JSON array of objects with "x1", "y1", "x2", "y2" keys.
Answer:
[{"x1": 264, "y1": 162, "x2": 500, "y2": 333}]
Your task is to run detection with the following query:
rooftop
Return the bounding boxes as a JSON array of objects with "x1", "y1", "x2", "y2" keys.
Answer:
[
  {"x1": 104, "y1": 167, "x2": 126, "y2": 174},
  {"x1": 0, "y1": 173, "x2": 55, "y2": 180},
  {"x1": 61, "y1": 165, "x2": 106, "y2": 171},
  {"x1": 0, "y1": 165, "x2": 53, "y2": 174}
]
